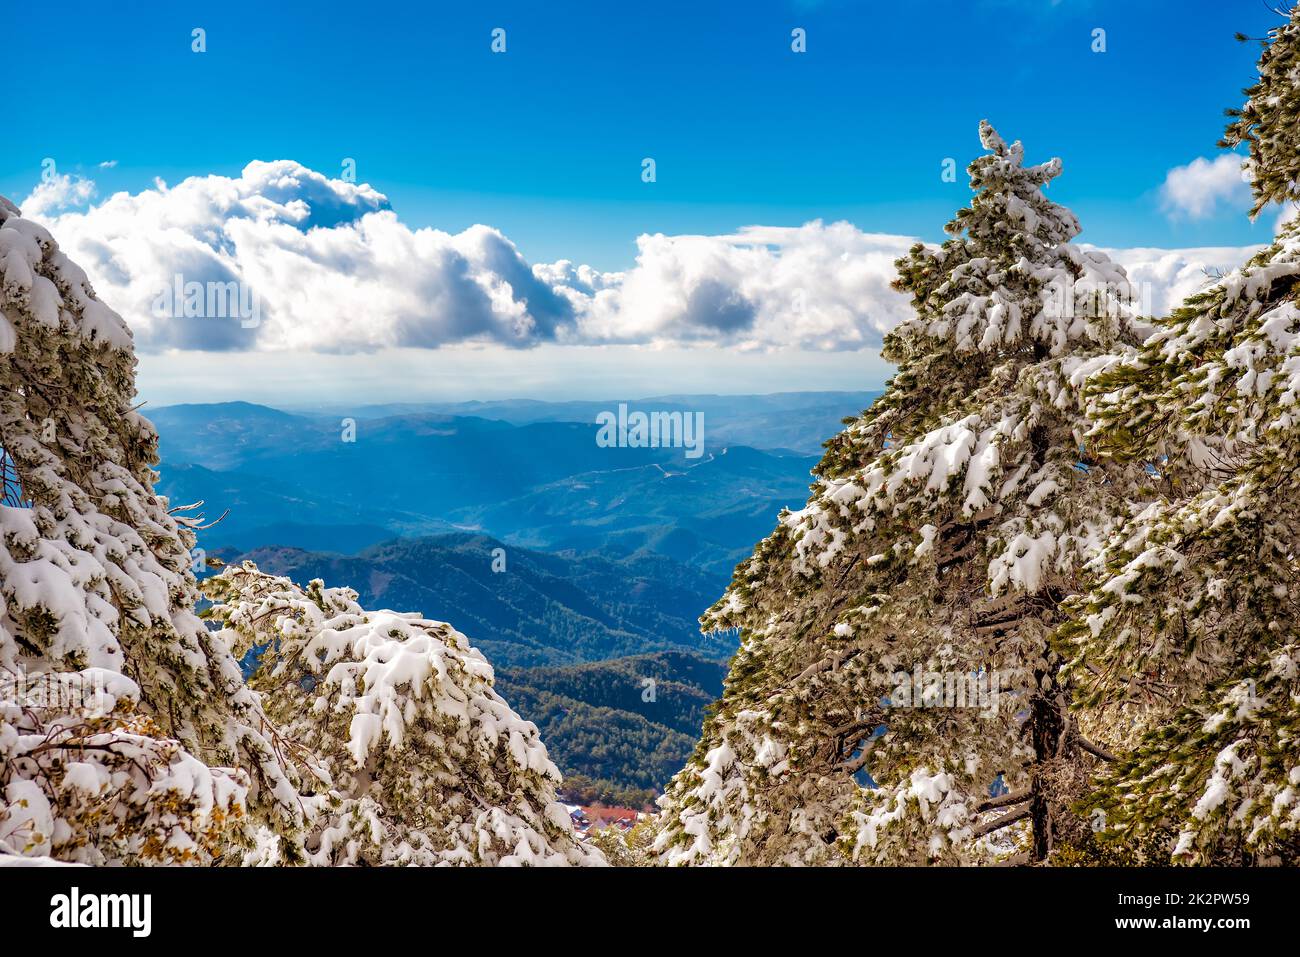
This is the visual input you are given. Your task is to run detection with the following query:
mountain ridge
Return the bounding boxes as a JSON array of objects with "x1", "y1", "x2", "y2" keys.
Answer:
[
  {"x1": 151, "y1": 395, "x2": 855, "y2": 575},
  {"x1": 233, "y1": 532, "x2": 735, "y2": 668}
]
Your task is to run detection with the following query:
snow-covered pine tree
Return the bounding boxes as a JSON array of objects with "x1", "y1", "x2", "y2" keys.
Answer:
[
  {"x1": 0, "y1": 195, "x2": 301, "y2": 863},
  {"x1": 200, "y1": 563, "x2": 603, "y2": 865},
  {"x1": 0, "y1": 195, "x2": 601, "y2": 866},
  {"x1": 1060, "y1": 9, "x2": 1300, "y2": 865},
  {"x1": 654, "y1": 123, "x2": 1152, "y2": 866},
  {"x1": 1221, "y1": 7, "x2": 1300, "y2": 219}
]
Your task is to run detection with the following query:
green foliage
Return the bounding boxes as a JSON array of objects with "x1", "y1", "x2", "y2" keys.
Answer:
[
  {"x1": 586, "y1": 816, "x2": 661, "y2": 866},
  {"x1": 556, "y1": 774, "x2": 657, "y2": 811},
  {"x1": 235, "y1": 535, "x2": 733, "y2": 667},
  {"x1": 497, "y1": 652, "x2": 727, "y2": 795},
  {"x1": 1222, "y1": 6, "x2": 1300, "y2": 216},
  {"x1": 1056, "y1": 17, "x2": 1300, "y2": 863}
]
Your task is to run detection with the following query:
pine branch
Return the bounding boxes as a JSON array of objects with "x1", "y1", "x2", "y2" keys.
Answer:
[
  {"x1": 971, "y1": 805, "x2": 1031, "y2": 838},
  {"x1": 972, "y1": 788, "x2": 1032, "y2": 814},
  {"x1": 796, "y1": 647, "x2": 862, "y2": 683},
  {"x1": 1075, "y1": 735, "x2": 1117, "y2": 762},
  {"x1": 993, "y1": 851, "x2": 1032, "y2": 867},
  {"x1": 841, "y1": 737, "x2": 878, "y2": 774}
]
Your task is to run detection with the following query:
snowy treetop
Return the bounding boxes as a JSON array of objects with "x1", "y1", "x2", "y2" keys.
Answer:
[
  {"x1": 889, "y1": 122, "x2": 1147, "y2": 363},
  {"x1": 1223, "y1": 5, "x2": 1300, "y2": 216},
  {"x1": 201, "y1": 564, "x2": 602, "y2": 866},
  {"x1": 0, "y1": 196, "x2": 133, "y2": 355},
  {"x1": 656, "y1": 124, "x2": 1160, "y2": 867}
]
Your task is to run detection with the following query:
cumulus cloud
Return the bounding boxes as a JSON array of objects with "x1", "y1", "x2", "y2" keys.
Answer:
[
  {"x1": 1091, "y1": 244, "x2": 1265, "y2": 315},
  {"x1": 16, "y1": 161, "x2": 918, "y2": 353},
  {"x1": 11, "y1": 160, "x2": 1262, "y2": 355},
  {"x1": 542, "y1": 223, "x2": 918, "y2": 351},
  {"x1": 1159, "y1": 154, "x2": 1251, "y2": 220},
  {"x1": 21, "y1": 173, "x2": 97, "y2": 218},
  {"x1": 20, "y1": 162, "x2": 575, "y2": 352}
]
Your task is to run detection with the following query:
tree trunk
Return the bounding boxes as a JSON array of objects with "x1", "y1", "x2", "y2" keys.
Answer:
[{"x1": 1029, "y1": 662, "x2": 1066, "y2": 862}]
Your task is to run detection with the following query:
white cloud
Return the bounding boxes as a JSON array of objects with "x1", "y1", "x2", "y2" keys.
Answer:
[
  {"x1": 542, "y1": 222, "x2": 917, "y2": 351},
  {"x1": 1159, "y1": 154, "x2": 1251, "y2": 220},
  {"x1": 14, "y1": 161, "x2": 916, "y2": 353},
  {"x1": 98, "y1": 160, "x2": 118, "y2": 169},
  {"x1": 17, "y1": 162, "x2": 574, "y2": 352},
  {"x1": 10, "y1": 160, "x2": 1262, "y2": 357},
  {"x1": 1091, "y1": 243, "x2": 1265, "y2": 315},
  {"x1": 21, "y1": 173, "x2": 97, "y2": 218}
]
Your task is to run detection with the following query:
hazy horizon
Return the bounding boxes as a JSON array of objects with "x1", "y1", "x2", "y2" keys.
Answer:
[
  {"x1": 145, "y1": 385, "x2": 885, "y2": 415},
  {"x1": 135, "y1": 344, "x2": 897, "y2": 408}
]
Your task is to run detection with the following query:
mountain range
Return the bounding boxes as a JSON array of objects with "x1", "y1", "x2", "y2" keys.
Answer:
[
  {"x1": 158, "y1": 392, "x2": 877, "y2": 793},
  {"x1": 295, "y1": 392, "x2": 879, "y2": 456},
  {"x1": 235, "y1": 534, "x2": 735, "y2": 668},
  {"x1": 152, "y1": 392, "x2": 877, "y2": 576}
]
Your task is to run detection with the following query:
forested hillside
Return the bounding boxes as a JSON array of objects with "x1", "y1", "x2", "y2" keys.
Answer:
[
  {"x1": 497, "y1": 652, "x2": 728, "y2": 799},
  {"x1": 234, "y1": 534, "x2": 735, "y2": 667}
]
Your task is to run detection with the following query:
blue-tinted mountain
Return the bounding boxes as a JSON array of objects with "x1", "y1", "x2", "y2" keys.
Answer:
[
  {"x1": 450, "y1": 444, "x2": 818, "y2": 575},
  {"x1": 154, "y1": 462, "x2": 446, "y2": 553},
  {"x1": 234, "y1": 533, "x2": 734, "y2": 667},
  {"x1": 148, "y1": 396, "x2": 847, "y2": 575},
  {"x1": 310, "y1": 391, "x2": 881, "y2": 456}
]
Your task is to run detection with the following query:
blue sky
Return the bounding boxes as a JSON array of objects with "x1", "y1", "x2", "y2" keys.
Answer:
[
  {"x1": 5, "y1": 0, "x2": 1281, "y2": 266},
  {"x1": 2, "y1": 0, "x2": 1286, "y2": 403}
]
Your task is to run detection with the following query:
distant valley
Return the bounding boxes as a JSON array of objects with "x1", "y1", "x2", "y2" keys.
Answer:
[
  {"x1": 152, "y1": 392, "x2": 877, "y2": 575},
  {"x1": 237, "y1": 533, "x2": 735, "y2": 668},
  {"x1": 160, "y1": 392, "x2": 877, "y2": 794},
  {"x1": 498, "y1": 651, "x2": 729, "y2": 804}
]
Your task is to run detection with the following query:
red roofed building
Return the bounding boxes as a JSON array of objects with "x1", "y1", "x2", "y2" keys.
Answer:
[{"x1": 574, "y1": 805, "x2": 642, "y2": 833}]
